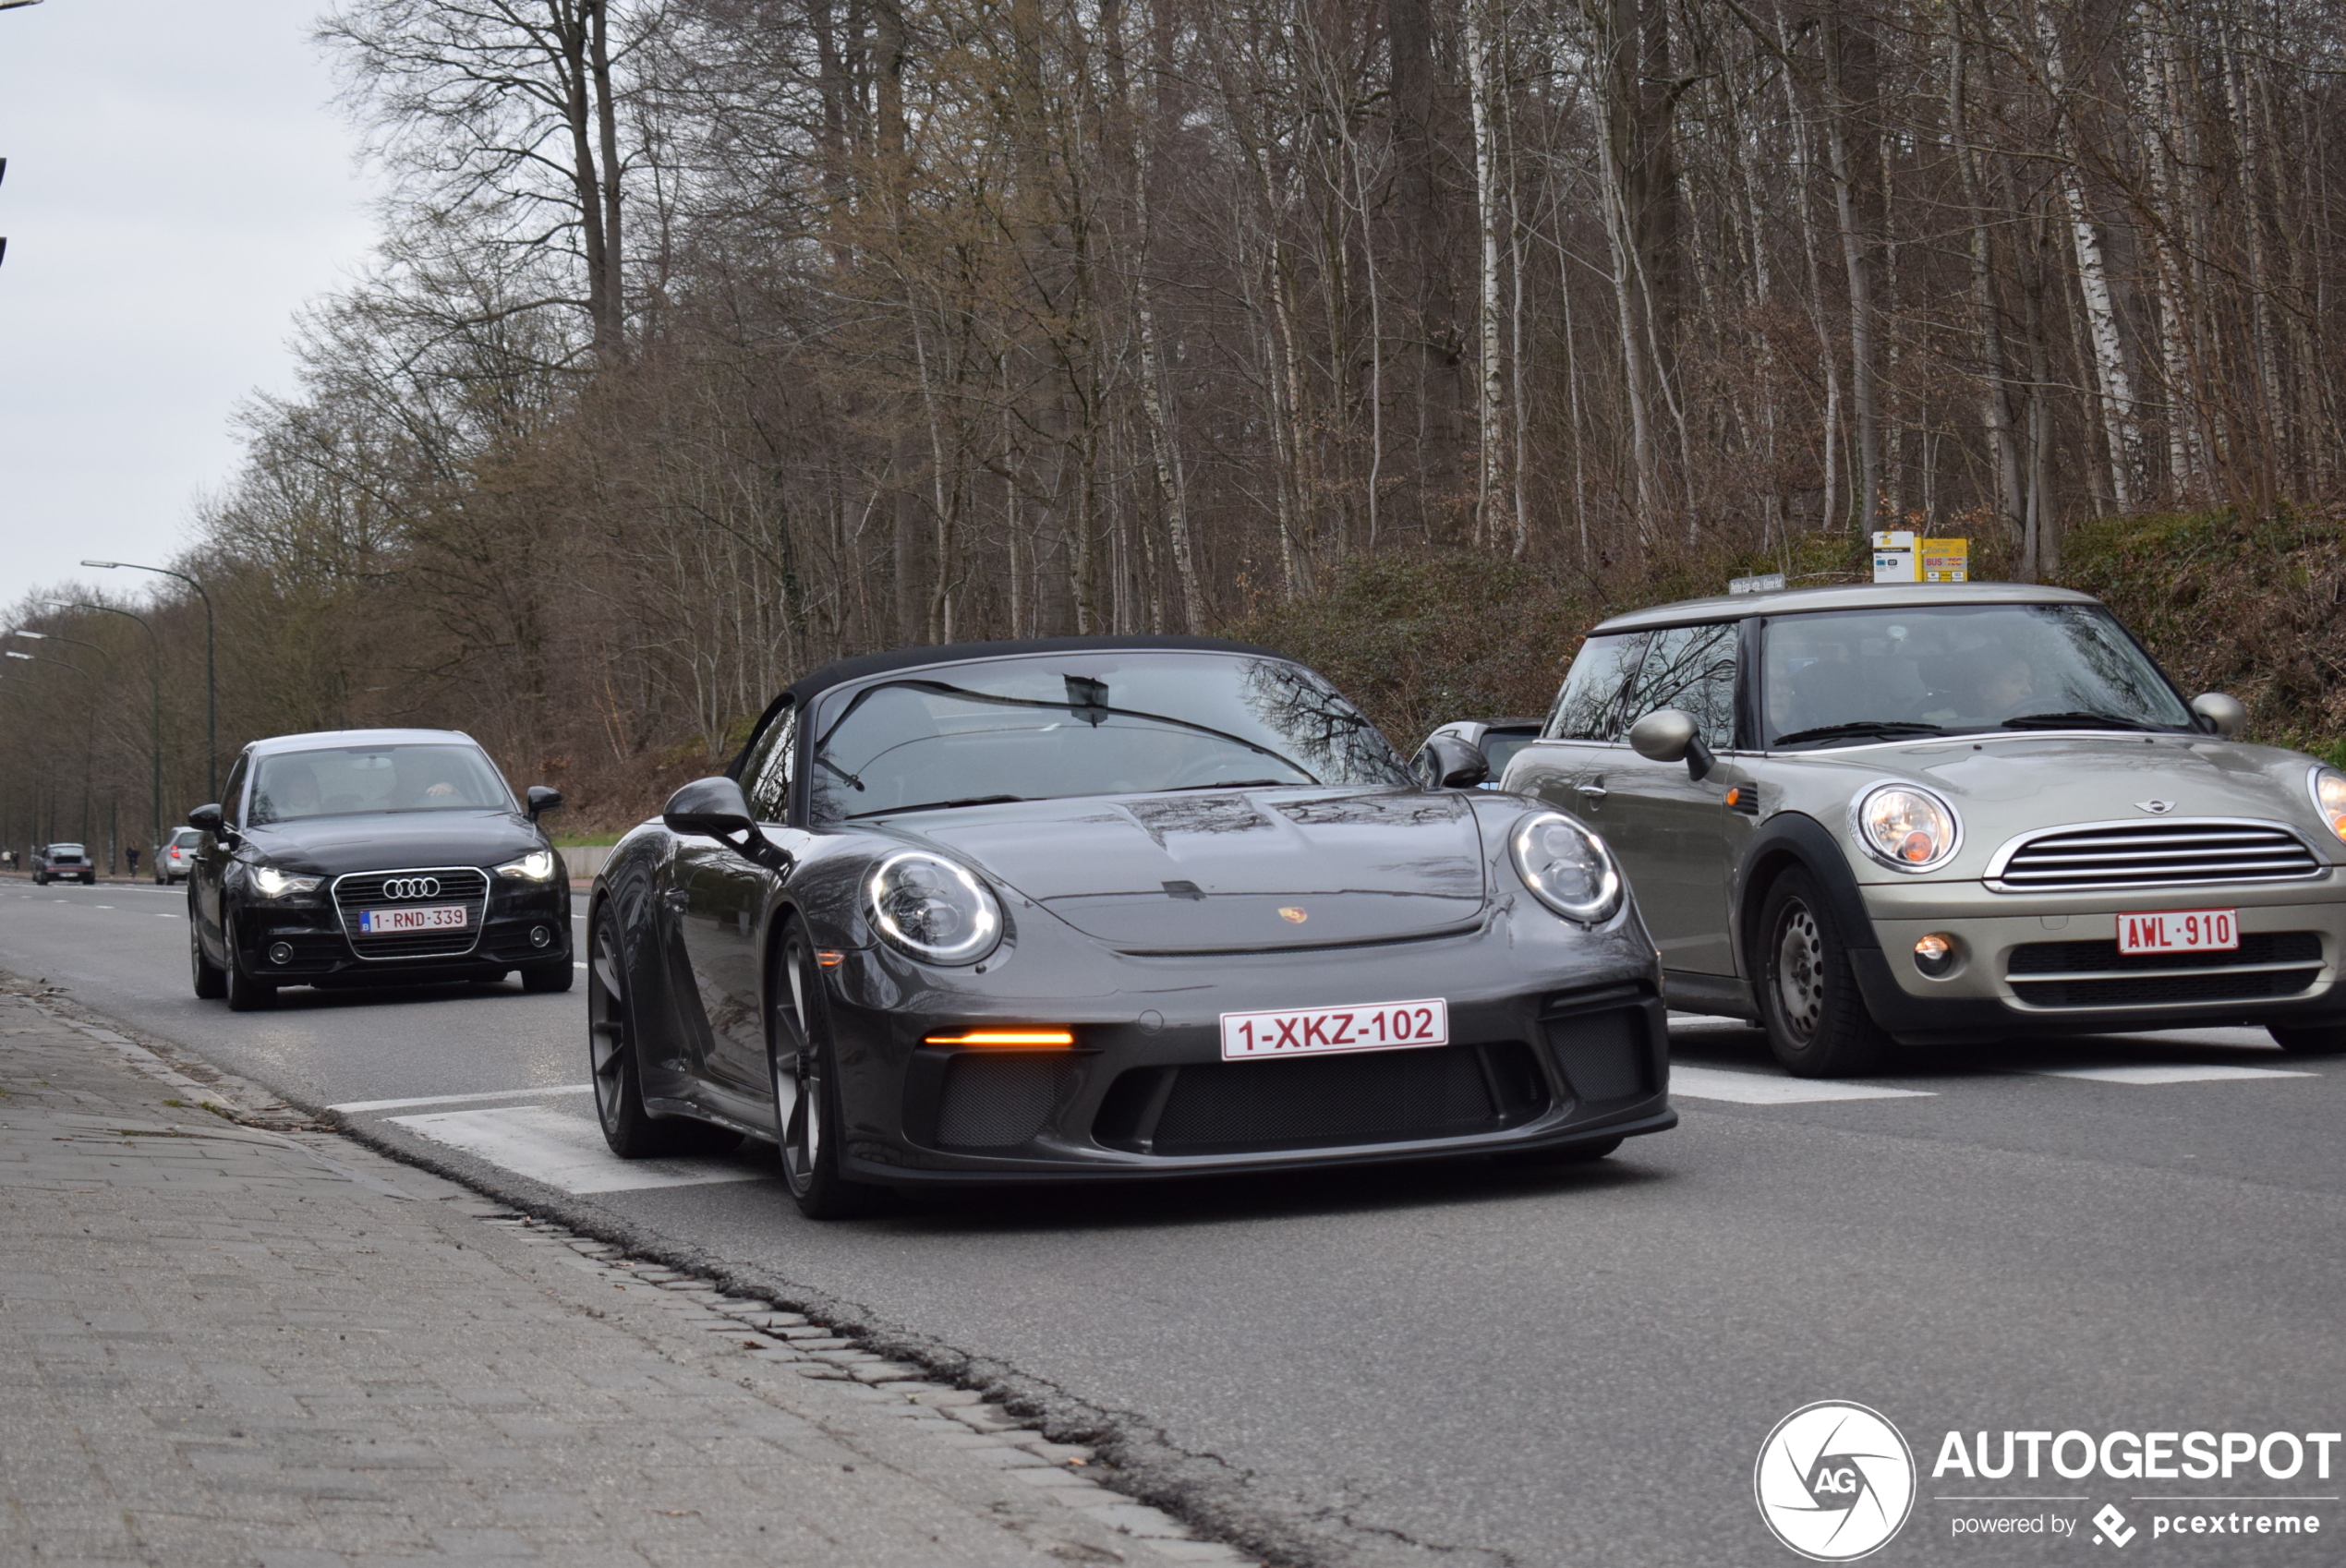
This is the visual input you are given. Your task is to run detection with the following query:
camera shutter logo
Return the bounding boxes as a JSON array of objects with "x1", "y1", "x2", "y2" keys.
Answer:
[
  {"x1": 1754, "y1": 1402, "x2": 1916, "y2": 1561},
  {"x1": 381, "y1": 876, "x2": 441, "y2": 900}
]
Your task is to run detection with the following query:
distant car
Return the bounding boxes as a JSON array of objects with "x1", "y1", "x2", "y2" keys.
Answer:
[
  {"x1": 155, "y1": 826, "x2": 201, "y2": 884},
  {"x1": 184, "y1": 728, "x2": 572, "y2": 1011},
  {"x1": 1502, "y1": 581, "x2": 2346, "y2": 1075},
  {"x1": 590, "y1": 634, "x2": 1674, "y2": 1218},
  {"x1": 33, "y1": 843, "x2": 96, "y2": 886},
  {"x1": 1412, "y1": 718, "x2": 1544, "y2": 790}
]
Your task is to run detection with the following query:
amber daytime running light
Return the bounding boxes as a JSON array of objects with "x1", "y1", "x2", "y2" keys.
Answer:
[{"x1": 924, "y1": 1029, "x2": 1077, "y2": 1048}]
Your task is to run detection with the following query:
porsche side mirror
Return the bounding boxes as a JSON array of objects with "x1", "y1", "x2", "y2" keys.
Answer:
[
  {"x1": 1412, "y1": 734, "x2": 1489, "y2": 790},
  {"x1": 186, "y1": 803, "x2": 223, "y2": 832},
  {"x1": 2189, "y1": 693, "x2": 2246, "y2": 739},
  {"x1": 1628, "y1": 709, "x2": 1716, "y2": 781},
  {"x1": 663, "y1": 776, "x2": 792, "y2": 873},
  {"x1": 526, "y1": 785, "x2": 564, "y2": 820}
]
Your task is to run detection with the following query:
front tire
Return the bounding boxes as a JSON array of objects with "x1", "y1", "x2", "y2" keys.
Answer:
[
  {"x1": 769, "y1": 927, "x2": 884, "y2": 1220},
  {"x1": 2268, "y1": 1022, "x2": 2346, "y2": 1055},
  {"x1": 520, "y1": 959, "x2": 574, "y2": 994},
  {"x1": 1755, "y1": 869, "x2": 1888, "y2": 1077},
  {"x1": 224, "y1": 924, "x2": 275, "y2": 1012},
  {"x1": 587, "y1": 903, "x2": 738, "y2": 1158},
  {"x1": 190, "y1": 912, "x2": 226, "y2": 1000}
]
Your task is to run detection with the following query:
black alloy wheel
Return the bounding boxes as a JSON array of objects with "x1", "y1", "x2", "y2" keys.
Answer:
[
  {"x1": 189, "y1": 905, "x2": 227, "y2": 1000},
  {"x1": 223, "y1": 911, "x2": 276, "y2": 1012},
  {"x1": 2267, "y1": 1022, "x2": 2346, "y2": 1055},
  {"x1": 769, "y1": 927, "x2": 883, "y2": 1220},
  {"x1": 1755, "y1": 868, "x2": 1889, "y2": 1078},
  {"x1": 588, "y1": 904, "x2": 737, "y2": 1158}
]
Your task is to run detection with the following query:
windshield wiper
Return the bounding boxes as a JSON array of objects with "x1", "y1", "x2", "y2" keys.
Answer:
[
  {"x1": 1156, "y1": 778, "x2": 1303, "y2": 792},
  {"x1": 843, "y1": 794, "x2": 1027, "y2": 820},
  {"x1": 1771, "y1": 721, "x2": 1945, "y2": 747},
  {"x1": 1999, "y1": 711, "x2": 2157, "y2": 731}
]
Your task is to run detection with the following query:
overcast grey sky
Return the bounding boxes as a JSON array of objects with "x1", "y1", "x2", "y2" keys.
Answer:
[{"x1": 0, "y1": 0, "x2": 378, "y2": 610}]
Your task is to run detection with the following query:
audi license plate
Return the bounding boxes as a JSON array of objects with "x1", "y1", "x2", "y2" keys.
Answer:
[
  {"x1": 358, "y1": 905, "x2": 469, "y2": 934},
  {"x1": 1220, "y1": 997, "x2": 1448, "y2": 1061},
  {"x1": 2115, "y1": 908, "x2": 2237, "y2": 955}
]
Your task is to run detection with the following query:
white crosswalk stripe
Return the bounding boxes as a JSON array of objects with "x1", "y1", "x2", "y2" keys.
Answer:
[
  {"x1": 388, "y1": 1104, "x2": 768, "y2": 1194},
  {"x1": 1668, "y1": 1066, "x2": 1934, "y2": 1104}
]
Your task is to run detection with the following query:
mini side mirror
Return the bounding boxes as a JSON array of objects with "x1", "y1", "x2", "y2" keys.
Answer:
[
  {"x1": 663, "y1": 776, "x2": 792, "y2": 873},
  {"x1": 1411, "y1": 734, "x2": 1490, "y2": 790},
  {"x1": 526, "y1": 785, "x2": 564, "y2": 820},
  {"x1": 2189, "y1": 693, "x2": 2246, "y2": 739},
  {"x1": 1627, "y1": 709, "x2": 1717, "y2": 781}
]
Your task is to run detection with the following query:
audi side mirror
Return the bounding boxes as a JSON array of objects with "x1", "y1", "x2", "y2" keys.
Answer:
[
  {"x1": 1628, "y1": 709, "x2": 1716, "y2": 781},
  {"x1": 663, "y1": 777, "x2": 792, "y2": 873},
  {"x1": 2189, "y1": 693, "x2": 2246, "y2": 739},
  {"x1": 186, "y1": 803, "x2": 223, "y2": 832},
  {"x1": 526, "y1": 785, "x2": 564, "y2": 820},
  {"x1": 1411, "y1": 734, "x2": 1489, "y2": 790}
]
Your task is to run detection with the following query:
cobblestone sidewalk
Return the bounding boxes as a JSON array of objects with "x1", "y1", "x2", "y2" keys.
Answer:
[{"x1": 0, "y1": 988, "x2": 1242, "y2": 1567}]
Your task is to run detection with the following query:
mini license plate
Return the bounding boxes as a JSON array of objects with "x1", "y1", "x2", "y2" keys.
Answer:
[
  {"x1": 358, "y1": 904, "x2": 469, "y2": 934},
  {"x1": 2116, "y1": 908, "x2": 2238, "y2": 955},
  {"x1": 1220, "y1": 998, "x2": 1448, "y2": 1061}
]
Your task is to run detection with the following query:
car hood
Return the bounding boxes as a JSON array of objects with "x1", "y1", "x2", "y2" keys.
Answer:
[
  {"x1": 912, "y1": 787, "x2": 1489, "y2": 950},
  {"x1": 1850, "y1": 734, "x2": 2334, "y2": 850},
  {"x1": 235, "y1": 810, "x2": 549, "y2": 877}
]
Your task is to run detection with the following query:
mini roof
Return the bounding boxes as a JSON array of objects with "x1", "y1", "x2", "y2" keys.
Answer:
[{"x1": 1590, "y1": 580, "x2": 2097, "y2": 635}]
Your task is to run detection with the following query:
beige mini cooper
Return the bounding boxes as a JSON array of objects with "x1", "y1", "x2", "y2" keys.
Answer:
[{"x1": 1501, "y1": 583, "x2": 2346, "y2": 1075}]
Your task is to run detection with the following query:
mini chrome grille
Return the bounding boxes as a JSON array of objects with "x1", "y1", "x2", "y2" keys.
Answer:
[
  {"x1": 1988, "y1": 820, "x2": 2323, "y2": 892},
  {"x1": 331, "y1": 866, "x2": 490, "y2": 959}
]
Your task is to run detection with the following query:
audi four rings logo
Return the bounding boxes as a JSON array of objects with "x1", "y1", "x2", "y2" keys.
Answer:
[
  {"x1": 1755, "y1": 1402, "x2": 1917, "y2": 1561},
  {"x1": 380, "y1": 877, "x2": 442, "y2": 900}
]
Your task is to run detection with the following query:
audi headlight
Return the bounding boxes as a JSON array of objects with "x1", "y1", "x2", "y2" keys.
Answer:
[
  {"x1": 2312, "y1": 766, "x2": 2346, "y2": 847},
  {"x1": 249, "y1": 865, "x2": 322, "y2": 899},
  {"x1": 865, "y1": 850, "x2": 1004, "y2": 965},
  {"x1": 1510, "y1": 812, "x2": 1623, "y2": 924},
  {"x1": 495, "y1": 849, "x2": 559, "y2": 882},
  {"x1": 1853, "y1": 783, "x2": 1961, "y2": 872}
]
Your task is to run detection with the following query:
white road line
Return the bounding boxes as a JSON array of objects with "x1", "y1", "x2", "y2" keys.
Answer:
[
  {"x1": 2027, "y1": 1063, "x2": 2316, "y2": 1086},
  {"x1": 1670, "y1": 1064, "x2": 1935, "y2": 1104},
  {"x1": 329, "y1": 1083, "x2": 597, "y2": 1114},
  {"x1": 388, "y1": 1104, "x2": 765, "y2": 1193}
]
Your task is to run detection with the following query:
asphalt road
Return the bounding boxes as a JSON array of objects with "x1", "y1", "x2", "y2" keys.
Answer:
[{"x1": 6, "y1": 875, "x2": 2341, "y2": 1567}]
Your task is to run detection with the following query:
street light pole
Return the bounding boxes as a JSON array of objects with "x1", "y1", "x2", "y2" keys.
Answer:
[
  {"x1": 46, "y1": 600, "x2": 163, "y2": 859},
  {"x1": 84, "y1": 561, "x2": 214, "y2": 799}
]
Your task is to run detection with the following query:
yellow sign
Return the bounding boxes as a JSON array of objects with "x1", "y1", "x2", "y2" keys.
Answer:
[{"x1": 1919, "y1": 537, "x2": 1969, "y2": 583}]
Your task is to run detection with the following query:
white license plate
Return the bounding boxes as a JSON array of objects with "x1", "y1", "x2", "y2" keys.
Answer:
[
  {"x1": 358, "y1": 904, "x2": 469, "y2": 934},
  {"x1": 2116, "y1": 908, "x2": 2238, "y2": 955},
  {"x1": 1220, "y1": 997, "x2": 1448, "y2": 1061}
]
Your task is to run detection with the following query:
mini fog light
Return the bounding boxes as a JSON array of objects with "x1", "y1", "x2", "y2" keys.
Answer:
[
  {"x1": 267, "y1": 941, "x2": 295, "y2": 966},
  {"x1": 530, "y1": 924, "x2": 553, "y2": 948},
  {"x1": 1913, "y1": 932, "x2": 1958, "y2": 978}
]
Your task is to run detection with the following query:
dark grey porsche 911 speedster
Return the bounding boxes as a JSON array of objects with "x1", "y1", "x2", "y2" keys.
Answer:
[{"x1": 588, "y1": 635, "x2": 1675, "y2": 1216}]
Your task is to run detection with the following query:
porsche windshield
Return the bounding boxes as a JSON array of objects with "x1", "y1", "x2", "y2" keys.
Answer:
[
  {"x1": 248, "y1": 744, "x2": 514, "y2": 824},
  {"x1": 809, "y1": 652, "x2": 1409, "y2": 820},
  {"x1": 1761, "y1": 604, "x2": 2195, "y2": 747}
]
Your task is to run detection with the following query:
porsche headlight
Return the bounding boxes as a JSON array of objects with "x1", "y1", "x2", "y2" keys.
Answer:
[
  {"x1": 249, "y1": 865, "x2": 322, "y2": 899},
  {"x1": 495, "y1": 849, "x2": 559, "y2": 882},
  {"x1": 866, "y1": 850, "x2": 1003, "y2": 965},
  {"x1": 1510, "y1": 812, "x2": 1623, "y2": 924},
  {"x1": 2312, "y1": 766, "x2": 2346, "y2": 847},
  {"x1": 1854, "y1": 783, "x2": 1961, "y2": 872}
]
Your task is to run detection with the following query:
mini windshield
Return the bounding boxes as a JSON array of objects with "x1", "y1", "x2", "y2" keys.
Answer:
[
  {"x1": 248, "y1": 743, "x2": 514, "y2": 824},
  {"x1": 809, "y1": 652, "x2": 1408, "y2": 821},
  {"x1": 1761, "y1": 604, "x2": 2194, "y2": 747}
]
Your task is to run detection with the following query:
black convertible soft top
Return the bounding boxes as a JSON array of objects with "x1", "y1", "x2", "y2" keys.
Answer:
[{"x1": 729, "y1": 634, "x2": 1287, "y2": 778}]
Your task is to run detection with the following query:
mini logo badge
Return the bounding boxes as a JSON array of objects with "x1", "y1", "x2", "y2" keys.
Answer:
[
  {"x1": 1276, "y1": 906, "x2": 1309, "y2": 924},
  {"x1": 1755, "y1": 1402, "x2": 1916, "y2": 1561},
  {"x1": 2134, "y1": 799, "x2": 2176, "y2": 814},
  {"x1": 2093, "y1": 1503, "x2": 2136, "y2": 1547}
]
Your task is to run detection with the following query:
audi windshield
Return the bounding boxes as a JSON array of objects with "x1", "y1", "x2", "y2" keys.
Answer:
[
  {"x1": 808, "y1": 651, "x2": 1409, "y2": 822},
  {"x1": 248, "y1": 744, "x2": 515, "y2": 825}
]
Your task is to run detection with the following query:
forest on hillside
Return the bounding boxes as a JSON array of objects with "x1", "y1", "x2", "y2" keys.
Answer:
[{"x1": 9, "y1": 0, "x2": 2346, "y2": 852}]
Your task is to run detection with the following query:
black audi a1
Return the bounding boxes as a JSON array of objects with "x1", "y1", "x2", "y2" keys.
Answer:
[{"x1": 185, "y1": 728, "x2": 573, "y2": 1010}]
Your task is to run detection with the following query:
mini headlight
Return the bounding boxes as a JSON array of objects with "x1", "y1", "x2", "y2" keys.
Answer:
[
  {"x1": 1854, "y1": 784, "x2": 1961, "y2": 872},
  {"x1": 2312, "y1": 766, "x2": 2346, "y2": 847},
  {"x1": 250, "y1": 865, "x2": 322, "y2": 899},
  {"x1": 865, "y1": 850, "x2": 1004, "y2": 965},
  {"x1": 495, "y1": 849, "x2": 559, "y2": 881},
  {"x1": 1509, "y1": 811, "x2": 1624, "y2": 924}
]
